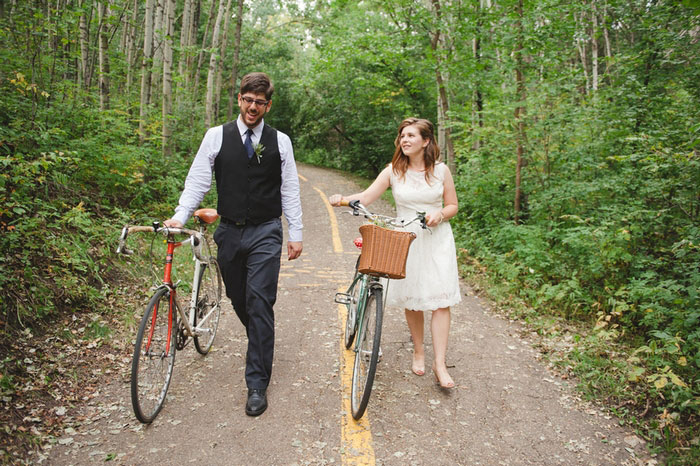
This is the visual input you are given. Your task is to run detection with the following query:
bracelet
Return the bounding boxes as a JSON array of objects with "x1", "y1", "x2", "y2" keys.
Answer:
[{"x1": 438, "y1": 212, "x2": 445, "y2": 224}]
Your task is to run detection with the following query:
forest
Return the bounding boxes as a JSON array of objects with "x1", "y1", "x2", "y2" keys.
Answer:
[{"x1": 1, "y1": 0, "x2": 699, "y2": 462}]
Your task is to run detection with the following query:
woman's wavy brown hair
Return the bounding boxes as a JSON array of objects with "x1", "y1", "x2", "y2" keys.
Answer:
[{"x1": 390, "y1": 118, "x2": 441, "y2": 183}]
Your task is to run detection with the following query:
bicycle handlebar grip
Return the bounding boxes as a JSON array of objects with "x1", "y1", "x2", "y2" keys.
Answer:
[{"x1": 340, "y1": 199, "x2": 350, "y2": 206}]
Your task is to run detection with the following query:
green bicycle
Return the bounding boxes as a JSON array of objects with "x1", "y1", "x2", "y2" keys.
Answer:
[{"x1": 335, "y1": 200, "x2": 426, "y2": 419}]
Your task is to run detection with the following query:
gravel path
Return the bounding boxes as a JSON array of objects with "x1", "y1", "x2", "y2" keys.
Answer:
[{"x1": 45, "y1": 163, "x2": 656, "y2": 465}]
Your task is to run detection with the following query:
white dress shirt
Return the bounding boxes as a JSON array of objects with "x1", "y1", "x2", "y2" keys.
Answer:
[{"x1": 172, "y1": 116, "x2": 303, "y2": 242}]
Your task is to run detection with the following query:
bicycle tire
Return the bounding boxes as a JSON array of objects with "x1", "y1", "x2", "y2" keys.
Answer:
[
  {"x1": 131, "y1": 287, "x2": 177, "y2": 423},
  {"x1": 350, "y1": 285, "x2": 383, "y2": 420},
  {"x1": 344, "y1": 258, "x2": 362, "y2": 349},
  {"x1": 193, "y1": 259, "x2": 222, "y2": 355}
]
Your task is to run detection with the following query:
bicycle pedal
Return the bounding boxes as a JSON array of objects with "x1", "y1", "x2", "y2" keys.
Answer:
[{"x1": 334, "y1": 292, "x2": 352, "y2": 305}]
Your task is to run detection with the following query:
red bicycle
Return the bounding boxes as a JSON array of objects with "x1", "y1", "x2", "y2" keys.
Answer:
[{"x1": 116, "y1": 208, "x2": 222, "y2": 423}]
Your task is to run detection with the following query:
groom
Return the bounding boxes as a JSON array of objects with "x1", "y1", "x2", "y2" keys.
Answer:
[{"x1": 164, "y1": 72, "x2": 303, "y2": 416}]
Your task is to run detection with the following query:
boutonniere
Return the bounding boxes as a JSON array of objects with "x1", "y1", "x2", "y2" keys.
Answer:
[{"x1": 253, "y1": 143, "x2": 265, "y2": 164}]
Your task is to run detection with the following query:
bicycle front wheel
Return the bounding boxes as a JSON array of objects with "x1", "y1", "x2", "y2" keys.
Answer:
[
  {"x1": 193, "y1": 259, "x2": 222, "y2": 355},
  {"x1": 344, "y1": 259, "x2": 362, "y2": 349},
  {"x1": 131, "y1": 287, "x2": 177, "y2": 423},
  {"x1": 351, "y1": 285, "x2": 383, "y2": 420}
]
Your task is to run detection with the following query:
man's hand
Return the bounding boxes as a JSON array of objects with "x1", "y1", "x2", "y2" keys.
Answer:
[
  {"x1": 163, "y1": 219, "x2": 183, "y2": 228},
  {"x1": 287, "y1": 241, "x2": 303, "y2": 260}
]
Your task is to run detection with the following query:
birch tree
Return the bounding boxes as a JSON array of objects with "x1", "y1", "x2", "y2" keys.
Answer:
[
  {"x1": 162, "y1": 0, "x2": 174, "y2": 157},
  {"x1": 205, "y1": 0, "x2": 226, "y2": 128},
  {"x1": 125, "y1": 0, "x2": 139, "y2": 94},
  {"x1": 227, "y1": 0, "x2": 245, "y2": 120},
  {"x1": 194, "y1": 0, "x2": 218, "y2": 97},
  {"x1": 139, "y1": 0, "x2": 155, "y2": 143},
  {"x1": 97, "y1": 1, "x2": 110, "y2": 110},
  {"x1": 513, "y1": 0, "x2": 526, "y2": 225},
  {"x1": 428, "y1": 0, "x2": 456, "y2": 173},
  {"x1": 214, "y1": 0, "x2": 233, "y2": 121},
  {"x1": 178, "y1": 0, "x2": 193, "y2": 97},
  {"x1": 78, "y1": 0, "x2": 91, "y2": 90}
]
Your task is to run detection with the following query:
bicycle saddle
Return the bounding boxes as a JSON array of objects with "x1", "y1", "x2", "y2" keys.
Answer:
[{"x1": 193, "y1": 208, "x2": 220, "y2": 224}]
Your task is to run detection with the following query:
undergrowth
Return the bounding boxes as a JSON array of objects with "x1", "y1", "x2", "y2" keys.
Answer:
[{"x1": 458, "y1": 252, "x2": 700, "y2": 464}]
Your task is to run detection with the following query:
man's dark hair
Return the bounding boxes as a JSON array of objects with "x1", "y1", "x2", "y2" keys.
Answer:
[{"x1": 240, "y1": 72, "x2": 274, "y2": 100}]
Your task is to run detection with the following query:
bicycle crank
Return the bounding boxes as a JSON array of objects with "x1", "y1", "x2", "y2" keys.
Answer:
[{"x1": 176, "y1": 321, "x2": 188, "y2": 350}]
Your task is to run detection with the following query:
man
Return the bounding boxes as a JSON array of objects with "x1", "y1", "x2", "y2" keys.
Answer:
[{"x1": 164, "y1": 72, "x2": 303, "y2": 416}]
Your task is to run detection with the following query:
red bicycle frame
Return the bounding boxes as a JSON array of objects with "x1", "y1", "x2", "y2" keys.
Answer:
[{"x1": 145, "y1": 238, "x2": 185, "y2": 356}]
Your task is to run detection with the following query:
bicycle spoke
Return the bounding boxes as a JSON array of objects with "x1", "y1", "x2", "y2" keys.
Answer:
[
  {"x1": 131, "y1": 289, "x2": 176, "y2": 423},
  {"x1": 344, "y1": 266, "x2": 363, "y2": 349},
  {"x1": 350, "y1": 286, "x2": 383, "y2": 420},
  {"x1": 193, "y1": 260, "x2": 222, "y2": 355}
]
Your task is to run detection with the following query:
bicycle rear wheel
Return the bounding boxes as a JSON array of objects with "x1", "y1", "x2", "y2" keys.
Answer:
[
  {"x1": 131, "y1": 287, "x2": 176, "y2": 423},
  {"x1": 351, "y1": 285, "x2": 383, "y2": 420},
  {"x1": 193, "y1": 259, "x2": 222, "y2": 355}
]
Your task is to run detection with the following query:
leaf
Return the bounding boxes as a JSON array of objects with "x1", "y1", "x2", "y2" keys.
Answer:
[
  {"x1": 668, "y1": 372, "x2": 688, "y2": 388},
  {"x1": 627, "y1": 366, "x2": 645, "y2": 382},
  {"x1": 654, "y1": 377, "x2": 668, "y2": 390}
]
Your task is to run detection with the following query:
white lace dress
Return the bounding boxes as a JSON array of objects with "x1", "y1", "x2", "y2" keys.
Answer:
[{"x1": 385, "y1": 163, "x2": 462, "y2": 311}]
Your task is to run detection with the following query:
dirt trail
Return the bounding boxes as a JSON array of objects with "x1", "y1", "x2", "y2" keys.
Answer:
[{"x1": 46, "y1": 164, "x2": 655, "y2": 465}]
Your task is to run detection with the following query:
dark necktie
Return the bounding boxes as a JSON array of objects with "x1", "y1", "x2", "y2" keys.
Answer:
[{"x1": 244, "y1": 129, "x2": 254, "y2": 159}]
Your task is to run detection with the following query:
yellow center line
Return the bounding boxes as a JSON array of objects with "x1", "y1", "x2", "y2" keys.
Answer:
[
  {"x1": 313, "y1": 186, "x2": 343, "y2": 253},
  {"x1": 338, "y1": 287, "x2": 375, "y2": 465},
  {"x1": 298, "y1": 173, "x2": 308, "y2": 182},
  {"x1": 314, "y1": 181, "x2": 373, "y2": 463}
]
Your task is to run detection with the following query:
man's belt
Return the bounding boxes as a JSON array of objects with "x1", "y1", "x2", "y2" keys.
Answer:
[{"x1": 221, "y1": 217, "x2": 246, "y2": 226}]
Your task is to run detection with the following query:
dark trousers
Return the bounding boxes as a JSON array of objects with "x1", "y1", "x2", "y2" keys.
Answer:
[{"x1": 213, "y1": 218, "x2": 282, "y2": 390}]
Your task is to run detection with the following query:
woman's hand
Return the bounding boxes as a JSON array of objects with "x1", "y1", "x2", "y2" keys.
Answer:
[
  {"x1": 329, "y1": 194, "x2": 343, "y2": 206},
  {"x1": 425, "y1": 210, "x2": 444, "y2": 228}
]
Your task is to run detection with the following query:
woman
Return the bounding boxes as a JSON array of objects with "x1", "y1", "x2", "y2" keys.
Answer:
[{"x1": 329, "y1": 117, "x2": 461, "y2": 389}]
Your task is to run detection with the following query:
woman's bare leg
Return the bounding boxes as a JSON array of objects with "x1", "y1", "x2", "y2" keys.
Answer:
[
  {"x1": 404, "y1": 309, "x2": 425, "y2": 375},
  {"x1": 431, "y1": 307, "x2": 454, "y2": 388}
]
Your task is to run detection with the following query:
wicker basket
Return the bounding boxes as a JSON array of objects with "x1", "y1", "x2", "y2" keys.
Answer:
[{"x1": 358, "y1": 224, "x2": 416, "y2": 279}]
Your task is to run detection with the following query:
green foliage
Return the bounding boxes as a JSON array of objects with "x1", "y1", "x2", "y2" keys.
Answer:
[
  {"x1": 1, "y1": 0, "x2": 700, "y2": 461},
  {"x1": 286, "y1": 1, "x2": 435, "y2": 176}
]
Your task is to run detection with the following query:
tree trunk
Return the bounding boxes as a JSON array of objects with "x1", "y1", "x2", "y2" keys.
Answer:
[
  {"x1": 178, "y1": 0, "x2": 193, "y2": 98},
  {"x1": 602, "y1": 0, "x2": 612, "y2": 79},
  {"x1": 591, "y1": 0, "x2": 599, "y2": 91},
  {"x1": 575, "y1": 11, "x2": 590, "y2": 93},
  {"x1": 150, "y1": 0, "x2": 165, "y2": 100},
  {"x1": 437, "y1": 87, "x2": 446, "y2": 157},
  {"x1": 187, "y1": 0, "x2": 201, "y2": 79},
  {"x1": 472, "y1": 0, "x2": 486, "y2": 151},
  {"x1": 139, "y1": 0, "x2": 155, "y2": 144},
  {"x1": 514, "y1": 0, "x2": 526, "y2": 225},
  {"x1": 205, "y1": 0, "x2": 226, "y2": 128},
  {"x1": 227, "y1": 0, "x2": 244, "y2": 120},
  {"x1": 429, "y1": 0, "x2": 456, "y2": 173},
  {"x1": 214, "y1": 0, "x2": 233, "y2": 121},
  {"x1": 78, "y1": 0, "x2": 90, "y2": 90},
  {"x1": 194, "y1": 0, "x2": 218, "y2": 97},
  {"x1": 125, "y1": 0, "x2": 139, "y2": 96},
  {"x1": 162, "y1": 0, "x2": 174, "y2": 158},
  {"x1": 98, "y1": 1, "x2": 110, "y2": 110}
]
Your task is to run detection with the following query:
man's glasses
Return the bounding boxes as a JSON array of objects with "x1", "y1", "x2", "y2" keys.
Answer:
[{"x1": 240, "y1": 96, "x2": 269, "y2": 107}]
